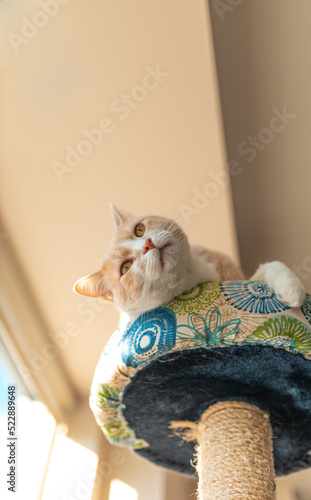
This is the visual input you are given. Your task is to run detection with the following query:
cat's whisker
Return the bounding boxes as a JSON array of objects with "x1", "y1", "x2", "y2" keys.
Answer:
[
  {"x1": 139, "y1": 280, "x2": 152, "y2": 316},
  {"x1": 184, "y1": 221, "x2": 220, "y2": 234},
  {"x1": 167, "y1": 212, "x2": 187, "y2": 225},
  {"x1": 182, "y1": 213, "x2": 217, "y2": 224},
  {"x1": 163, "y1": 205, "x2": 180, "y2": 220}
]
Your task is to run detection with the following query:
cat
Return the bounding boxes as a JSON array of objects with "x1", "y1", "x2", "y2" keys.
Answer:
[{"x1": 74, "y1": 203, "x2": 305, "y2": 325}]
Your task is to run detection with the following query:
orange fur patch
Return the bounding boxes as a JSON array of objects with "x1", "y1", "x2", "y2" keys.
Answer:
[{"x1": 191, "y1": 246, "x2": 245, "y2": 280}]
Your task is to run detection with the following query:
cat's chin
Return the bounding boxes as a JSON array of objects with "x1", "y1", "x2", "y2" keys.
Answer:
[
  {"x1": 145, "y1": 244, "x2": 174, "y2": 277},
  {"x1": 145, "y1": 250, "x2": 164, "y2": 278},
  {"x1": 159, "y1": 243, "x2": 171, "y2": 262},
  {"x1": 119, "y1": 277, "x2": 185, "y2": 316}
]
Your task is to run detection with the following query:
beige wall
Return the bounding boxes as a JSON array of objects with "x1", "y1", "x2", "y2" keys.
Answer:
[
  {"x1": 0, "y1": 0, "x2": 237, "y2": 398},
  {"x1": 209, "y1": 0, "x2": 311, "y2": 293}
]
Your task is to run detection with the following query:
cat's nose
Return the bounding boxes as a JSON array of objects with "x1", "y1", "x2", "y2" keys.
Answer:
[{"x1": 143, "y1": 238, "x2": 156, "y2": 254}]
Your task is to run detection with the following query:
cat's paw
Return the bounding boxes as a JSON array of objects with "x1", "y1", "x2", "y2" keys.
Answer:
[{"x1": 273, "y1": 274, "x2": 305, "y2": 308}]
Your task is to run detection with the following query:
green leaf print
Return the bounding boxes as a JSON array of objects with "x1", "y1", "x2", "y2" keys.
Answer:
[
  {"x1": 97, "y1": 384, "x2": 120, "y2": 411},
  {"x1": 165, "y1": 282, "x2": 221, "y2": 314},
  {"x1": 249, "y1": 316, "x2": 311, "y2": 354},
  {"x1": 103, "y1": 421, "x2": 131, "y2": 440}
]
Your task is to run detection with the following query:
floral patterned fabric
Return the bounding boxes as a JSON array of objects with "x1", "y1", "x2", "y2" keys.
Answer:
[{"x1": 89, "y1": 281, "x2": 311, "y2": 449}]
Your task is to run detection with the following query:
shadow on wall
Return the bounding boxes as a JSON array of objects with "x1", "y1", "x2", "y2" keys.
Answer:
[{"x1": 209, "y1": 0, "x2": 311, "y2": 293}]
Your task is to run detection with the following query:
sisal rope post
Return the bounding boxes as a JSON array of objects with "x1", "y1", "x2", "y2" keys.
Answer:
[{"x1": 171, "y1": 401, "x2": 276, "y2": 500}]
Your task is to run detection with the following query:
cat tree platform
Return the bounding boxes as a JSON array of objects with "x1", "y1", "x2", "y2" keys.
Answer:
[{"x1": 90, "y1": 281, "x2": 311, "y2": 499}]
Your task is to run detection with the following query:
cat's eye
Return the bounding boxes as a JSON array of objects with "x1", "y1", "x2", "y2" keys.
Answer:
[
  {"x1": 135, "y1": 223, "x2": 145, "y2": 237},
  {"x1": 121, "y1": 260, "x2": 133, "y2": 275}
]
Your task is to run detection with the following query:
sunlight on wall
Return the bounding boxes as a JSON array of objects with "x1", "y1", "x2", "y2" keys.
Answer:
[
  {"x1": 109, "y1": 479, "x2": 138, "y2": 500},
  {"x1": 42, "y1": 428, "x2": 99, "y2": 500},
  {"x1": 0, "y1": 395, "x2": 56, "y2": 500}
]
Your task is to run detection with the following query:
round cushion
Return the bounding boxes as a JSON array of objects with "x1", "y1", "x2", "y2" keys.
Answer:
[{"x1": 90, "y1": 281, "x2": 311, "y2": 476}]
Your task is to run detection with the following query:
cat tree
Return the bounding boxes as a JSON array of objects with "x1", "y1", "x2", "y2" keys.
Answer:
[{"x1": 90, "y1": 281, "x2": 311, "y2": 499}]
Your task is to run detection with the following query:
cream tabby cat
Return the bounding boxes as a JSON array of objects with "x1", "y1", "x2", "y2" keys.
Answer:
[{"x1": 74, "y1": 203, "x2": 305, "y2": 324}]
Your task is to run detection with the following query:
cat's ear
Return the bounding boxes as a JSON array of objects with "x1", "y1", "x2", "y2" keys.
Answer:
[
  {"x1": 109, "y1": 202, "x2": 129, "y2": 229},
  {"x1": 74, "y1": 271, "x2": 113, "y2": 301}
]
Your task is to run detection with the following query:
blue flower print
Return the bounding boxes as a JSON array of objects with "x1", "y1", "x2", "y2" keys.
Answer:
[
  {"x1": 121, "y1": 307, "x2": 177, "y2": 368},
  {"x1": 222, "y1": 281, "x2": 290, "y2": 314},
  {"x1": 176, "y1": 307, "x2": 241, "y2": 348}
]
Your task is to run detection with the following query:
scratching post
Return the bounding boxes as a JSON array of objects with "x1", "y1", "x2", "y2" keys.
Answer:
[
  {"x1": 197, "y1": 402, "x2": 275, "y2": 500},
  {"x1": 89, "y1": 281, "x2": 311, "y2": 498},
  {"x1": 172, "y1": 401, "x2": 276, "y2": 500}
]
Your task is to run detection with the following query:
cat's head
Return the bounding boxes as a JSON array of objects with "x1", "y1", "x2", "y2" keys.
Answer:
[{"x1": 74, "y1": 203, "x2": 190, "y2": 313}]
